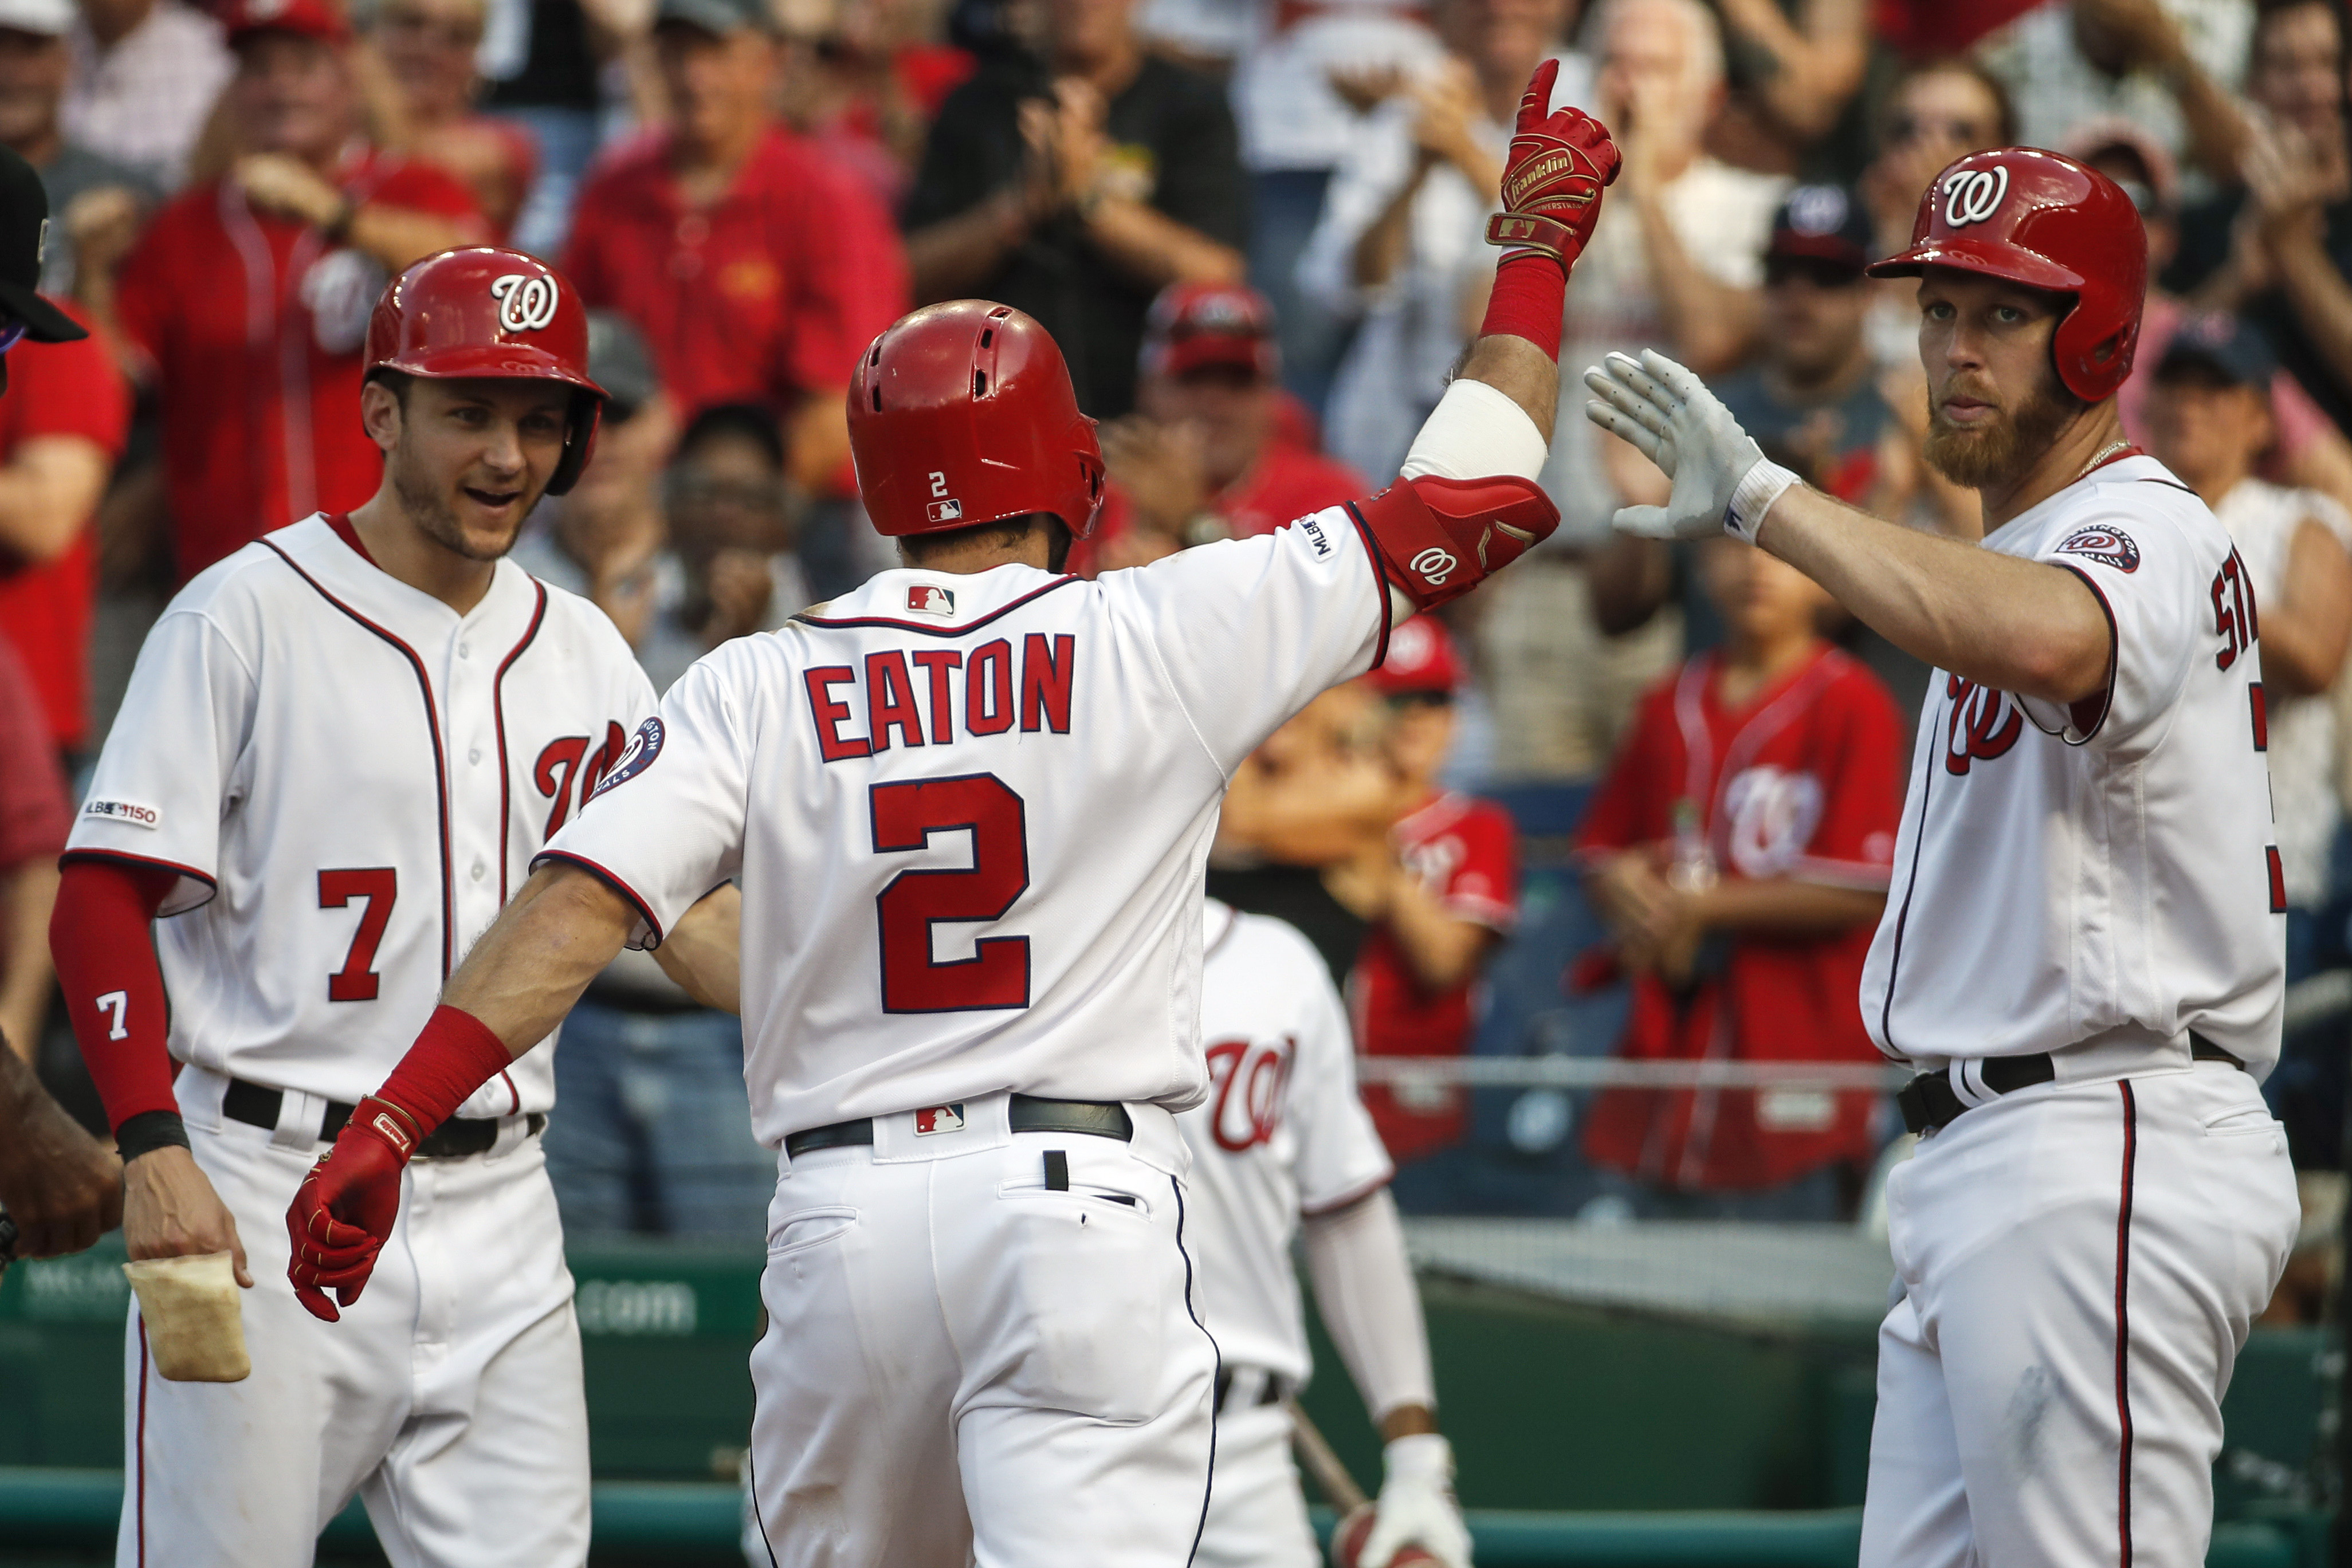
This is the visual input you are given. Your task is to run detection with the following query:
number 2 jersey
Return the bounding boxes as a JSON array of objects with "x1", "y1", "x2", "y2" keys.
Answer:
[
  {"x1": 543, "y1": 518, "x2": 1387, "y2": 1147},
  {"x1": 63, "y1": 514, "x2": 656, "y2": 1114},
  {"x1": 1859, "y1": 454, "x2": 2286, "y2": 1073}
]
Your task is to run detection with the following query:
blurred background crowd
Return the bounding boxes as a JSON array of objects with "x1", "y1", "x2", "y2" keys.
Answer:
[{"x1": 7, "y1": 0, "x2": 2352, "y2": 1310}]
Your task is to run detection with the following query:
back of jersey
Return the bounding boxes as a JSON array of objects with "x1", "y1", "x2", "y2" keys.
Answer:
[{"x1": 544, "y1": 520, "x2": 1382, "y2": 1146}]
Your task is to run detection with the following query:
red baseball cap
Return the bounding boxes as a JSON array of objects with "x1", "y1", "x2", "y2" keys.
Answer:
[
  {"x1": 1140, "y1": 281, "x2": 1278, "y2": 382},
  {"x1": 1367, "y1": 616, "x2": 1463, "y2": 698},
  {"x1": 221, "y1": 0, "x2": 350, "y2": 49}
]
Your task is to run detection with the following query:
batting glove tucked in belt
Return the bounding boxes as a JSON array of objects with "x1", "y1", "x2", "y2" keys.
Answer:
[
  {"x1": 1583, "y1": 349, "x2": 1798, "y2": 542},
  {"x1": 1361, "y1": 1433, "x2": 1473, "y2": 1568},
  {"x1": 286, "y1": 1094, "x2": 421, "y2": 1322}
]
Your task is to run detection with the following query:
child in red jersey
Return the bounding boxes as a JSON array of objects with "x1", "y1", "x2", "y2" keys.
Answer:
[
  {"x1": 1334, "y1": 619, "x2": 1519, "y2": 1165},
  {"x1": 1577, "y1": 539, "x2": 1905, "y2": 1216}
]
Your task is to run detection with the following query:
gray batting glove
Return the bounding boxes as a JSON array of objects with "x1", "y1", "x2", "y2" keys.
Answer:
[{"x1": 1582, "y1": 348, "x2": 1796, "y2": 541}]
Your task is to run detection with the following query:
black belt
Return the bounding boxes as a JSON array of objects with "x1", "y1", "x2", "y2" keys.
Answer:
[
  {"x1": 785, "y1": 1095, "x2": 1134, "y2": 1159},
  {"x1": 223, "y1": 1078, "x2": 544, "y2": 1160},
  {"x1": 1214, "y1": 1367, "x2": 1291, "y2": 1415},
  {"x1": 1897, "y1": 1033, "x2": 2244, "y2": 1136}
]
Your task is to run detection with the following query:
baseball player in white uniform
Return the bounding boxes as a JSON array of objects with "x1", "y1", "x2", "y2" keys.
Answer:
[
  {"x1": 1185, "y1": 898, "x2": 1469, "y2": 1568},
  {"x1": 48, "y1": 248, "x2": 657, "y2": 1567},
  {"x1": 281, "y1": 62, "x2": 1616, "y2": 1568},
  {"x1": 1584, "y1": 148, "x2": 2300, "y2": 1568}
]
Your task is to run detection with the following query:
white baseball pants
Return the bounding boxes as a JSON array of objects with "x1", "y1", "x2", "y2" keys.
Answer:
[
  {"x1": 741, "y1": 1098, "x2": 1218, "y2": 1568},
  {"x1": 118, "y1": 1074, "x2": 590, "y2": 1568},
  {"x1": 1860, "y1": 1062, "x2": 2298, "y2": 1568},
  {"x1": 1192, "y1": 1401, "x2": 1322, "y2": 1568}
]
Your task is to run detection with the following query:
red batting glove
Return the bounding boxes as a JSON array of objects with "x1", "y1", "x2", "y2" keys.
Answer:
[
  {"x1": 1485, "y1": 58, "x2": 1620, "y2": 269},
  {"x1": 286, "y1": 1094, "x2": 422, "y2": 1322},
  {"x1": 1478, "y1": 60, "x2": 1621, "y2": 360}
]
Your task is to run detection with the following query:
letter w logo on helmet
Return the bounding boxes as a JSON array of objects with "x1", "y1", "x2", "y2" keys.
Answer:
[
  {"x1": 489, "y1": 273, "x2": 561, "y2": 333},
  {"x1": 1942, "y1": 166, "x2": 2011, "y2": 228}
]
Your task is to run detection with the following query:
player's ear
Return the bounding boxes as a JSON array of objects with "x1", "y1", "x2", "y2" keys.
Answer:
[{"x1": 359, "y1": 376, "x2": 405, "y2": 455}]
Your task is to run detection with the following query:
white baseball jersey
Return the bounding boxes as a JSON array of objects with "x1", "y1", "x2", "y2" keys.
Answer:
[
  {"x1": 67, "y1": 513, "x2": 657, "y2": 1114},
  {"x1": 542, "y1": 518, "x2": 1384, "y2": 1147},
  {"x1": 1180, "y1": 899, "x2": 1393, "y2": 1387},
  {"x1": 1859, "y1": 455, "x2": 2285, "y2": 1072}
]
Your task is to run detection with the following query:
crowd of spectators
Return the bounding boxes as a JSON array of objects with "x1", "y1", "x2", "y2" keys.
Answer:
[{"x1": 8, "y1": 0, "x2": 2352, "y2": 1234}]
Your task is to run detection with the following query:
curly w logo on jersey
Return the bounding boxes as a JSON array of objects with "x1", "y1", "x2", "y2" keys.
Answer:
[{"x1": 1944, "y1": 676, "x2": 2023, "y2": 775}]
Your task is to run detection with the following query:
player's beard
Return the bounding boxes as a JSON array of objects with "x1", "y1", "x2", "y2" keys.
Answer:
[
  {"x1": 1922, "y1": 368, "x2": 2083, "y2": 490},
  {"x1": 390, "y1": 455, "x2": 533, "y2": 563}
]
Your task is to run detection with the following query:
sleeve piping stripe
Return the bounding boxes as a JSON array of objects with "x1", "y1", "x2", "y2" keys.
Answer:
[
  {"x1": 1298, "y1": 1169, "x2": 1397, "y2": 1217},
  {"x1": 1339, "y1": 500, "x2": 1394, "y2": 671},
  {"x1": 2051, "y1": 562, "x2": 2119, "y2": 746},
  {"x1": 533, "y1": 850, "x2": 669, "y2": 948}
]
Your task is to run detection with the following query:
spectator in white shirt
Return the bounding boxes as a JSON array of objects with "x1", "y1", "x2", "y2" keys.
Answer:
[
  {"x1": 61, "y1": 0, "x2": 232, "y2": 190},
  {"x1": 1298, "y1": 0, "x2": 1583, "y2": 485}
]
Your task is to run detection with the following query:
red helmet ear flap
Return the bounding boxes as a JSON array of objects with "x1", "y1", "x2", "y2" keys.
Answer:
[{"x1": 546, "y1": 391, "x2": 602, "y2": 497}]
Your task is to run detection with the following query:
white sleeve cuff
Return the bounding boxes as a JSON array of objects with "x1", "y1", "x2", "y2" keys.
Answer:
[{"x1": 1399, "y1": 378, "x2": 1550, "y2": 485}]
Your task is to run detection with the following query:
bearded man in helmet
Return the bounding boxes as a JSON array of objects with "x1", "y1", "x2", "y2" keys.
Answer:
[
  {"x1": 1586, "y1": 148, "x2": 2299, "y2": 1567},
  {"x1": 279, "y1": 60, "x2": 1613, "y2": 1568},
  {"x1": 48, "y1": 246, "x2": 666, "y2": 1568}
]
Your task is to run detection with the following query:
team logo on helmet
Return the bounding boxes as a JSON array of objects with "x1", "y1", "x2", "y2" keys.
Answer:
[
  {"x1": 1941, "y1": 166, "x2": 2011, "y2": 229},
  {"x1": 489, "y1": 272, "x2": 561, "y2": 333}
]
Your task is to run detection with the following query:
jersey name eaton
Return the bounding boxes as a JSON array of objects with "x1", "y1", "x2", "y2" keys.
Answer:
[
  {"x1": 543, "y1": 520, "x2": 1384, "y2": 1147},
  {"x1": 65, "y1": 516, "x2": 656, "y2": 1113},
  {"x1": 1860, "y1": 457, "x2": 2286, "y2": 1072}
]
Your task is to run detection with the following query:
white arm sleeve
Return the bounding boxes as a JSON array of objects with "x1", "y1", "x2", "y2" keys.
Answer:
[
  {"x1": 1400, "y1": 378, "x2": 1550, "y2": 485},
  {"x1": 1301, "y1": 1187, "x2": 1436, "y2": 1422}
]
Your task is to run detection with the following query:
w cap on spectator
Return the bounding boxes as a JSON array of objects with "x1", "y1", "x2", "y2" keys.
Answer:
[
  {"x1": 1141, "y1": 281, "x2": 1278, "y2": 383},
  {"x1": 218, "y1": 0, "x2": 350, "y2": 48},
  {"x1": 0, "y1": 144, "x2": 88, "y2": 350},
  {"x1": 1765, "y1": 182, "x2": 1873, "y2": 281},
  {"x1": 2155, "y1": 311, "x2": 2279, "y2": 391},
  {"x1": 655, "y1": 0, "x2": 771, "y2": 37},
  {"x1": 1365, "y1": 615, "x2": 1463, "y2": 702}
]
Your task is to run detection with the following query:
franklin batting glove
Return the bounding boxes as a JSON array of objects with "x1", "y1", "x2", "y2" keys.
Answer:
[
  {"x1": 286, "y1": 1093, "x2": 420, "y2": 1322},
  {"x1": 1360, "y1": 1433, "x2": 1474, "y2": 1568},
  {"x1": 1583, "y1": 349, "x2": 1797, "y2": 541}
]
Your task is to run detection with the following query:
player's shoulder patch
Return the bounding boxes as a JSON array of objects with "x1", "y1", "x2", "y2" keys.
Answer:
[
  {"x1": 586, "y1": 717, "x2": 664, "y2": 801},
  {"x1": 80, "y1": 797, "x2": 160, "y2": 831},
  {"x1": 2055, "y1": 525, "x2": 2141, "y2": 573}
]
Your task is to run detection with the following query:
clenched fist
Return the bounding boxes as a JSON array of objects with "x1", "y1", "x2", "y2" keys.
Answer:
[
  {"x1": 286, "y1": 1094, "x2": 421, "y2": 1322},
  {"x1": 1486, "y1": 58, "x2": 1621, "y2": 270}
]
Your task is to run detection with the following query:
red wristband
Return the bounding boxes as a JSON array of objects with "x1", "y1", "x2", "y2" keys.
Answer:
[
  {"x1": 51, "y1": 858, "x2": 179, "y2": 1134},
  {"x1": 371, "y1": 1004, "x2": 515, "y2": 1138},
  {"x1": 1479, "y1": 251, "x2": 1567, "y2": 363}
]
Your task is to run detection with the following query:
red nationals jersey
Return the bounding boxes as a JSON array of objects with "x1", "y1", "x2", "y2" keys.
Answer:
[
  {"x1": 1348, "y1": 790, "x2": 1518, "y2": 1163},
  {"x1": 1577, "y1": 644, "x2": 1904, "y2": 1191},
  {"x1": 115, "y1": 153, "x2": 485, "y2": 581},
  {"x1": 562, "y1": 127, "x2": 908, "y2": 419}
]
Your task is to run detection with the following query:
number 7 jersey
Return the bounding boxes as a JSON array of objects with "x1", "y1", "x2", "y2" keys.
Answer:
[
  {"x1": 543, "y1": 518, "x2": 1386, "y2": 1147},
  {"x1": 64, "y1": 514, "x2": 657, "y2": 1114}
]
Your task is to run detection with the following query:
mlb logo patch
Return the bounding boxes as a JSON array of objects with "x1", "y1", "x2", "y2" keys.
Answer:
[
  {"x1": 906, "y1": 584, "x2": 956, "y2": 618},
  {"x1": 925, "y1": 498, "x2": 964, "y2": 524},
  {"x1": 914, "y1": 1103, "x2": 966, "y2": 1135}
]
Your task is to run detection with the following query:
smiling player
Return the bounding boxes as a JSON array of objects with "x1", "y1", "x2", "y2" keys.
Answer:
[{"x1": 49, "y1": 247, "x2": 660, "y2": 1568}]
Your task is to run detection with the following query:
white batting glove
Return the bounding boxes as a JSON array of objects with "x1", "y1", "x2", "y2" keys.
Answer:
[
  {"x1": 1359, "y1": 1433, "x2": 1473, "y2": 1568},
  {"x1": 1581, "y1": 349, "x2": 1797, "y2": 542}
]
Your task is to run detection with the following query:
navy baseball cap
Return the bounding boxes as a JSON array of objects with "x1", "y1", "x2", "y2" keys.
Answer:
[
  {"x1": 655, "y1": 0, "x2": 769, "y2": 35},
  {"x1": 0, "y1": 147, "x2": 88, "y2": 346},
  {"x1": 1767, "y1": 184, "x2": 1874, "y2": 277},
  {"x1": 2155, "y1": 313, "x2": 2276, "y2": 388}
]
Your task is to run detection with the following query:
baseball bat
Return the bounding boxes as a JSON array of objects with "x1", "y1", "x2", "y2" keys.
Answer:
[{"x1": 1287, "y1": 1400, "x2": 1369, "y2": 1512}]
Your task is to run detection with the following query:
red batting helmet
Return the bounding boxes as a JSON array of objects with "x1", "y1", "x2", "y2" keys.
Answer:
[
  {"x1": 1867, "y1": 147, "x2": 2147, "y2": 403},
  {"x1": 365, "y1": 246, "x2": 606, "y2": 496},
  {"x1": 849, "y1": 301, "x2": 1105, "y2": 539}
]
